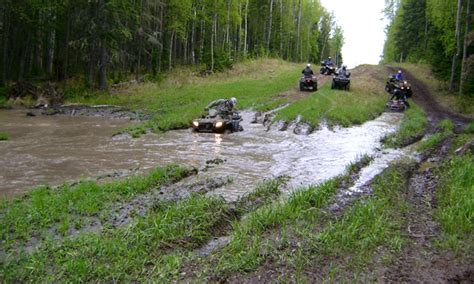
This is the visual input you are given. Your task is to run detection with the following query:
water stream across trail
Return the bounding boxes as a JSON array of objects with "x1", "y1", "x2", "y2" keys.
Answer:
[{"x1": 0, "y1": 108, "x2": 406, "y2": 200}]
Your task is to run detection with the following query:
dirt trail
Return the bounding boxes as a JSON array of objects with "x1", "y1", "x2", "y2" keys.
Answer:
[
  {"x1": 387, "y1": 66, "x2": 473, "y2": 132},
  {"x1": 382, "y1": 67, "x2": 474, "y2": 282}
]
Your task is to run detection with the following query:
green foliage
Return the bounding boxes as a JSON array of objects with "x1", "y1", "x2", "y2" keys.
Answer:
[
  {"x1": 383, "y1": 0, "x2": 474, "y2": 95},
  {"x1": 416, "y1": 119, "x2": 454, "y2": 152},
  {"x1": 0, "y1": 165, "x2": 192, "y2": 245},
  {"x1": 436, "y1": 154, "x2": 474, "y2": 251},
  {"x1": 3, "y1": 0, "x2": 343, "y2": 89},
  {"x1": 383, "y1": 104, "x2": 428, "y2": 148},
  {"x1": 0, "y1": 132, "x2": 9, "y2": 141},
  {"x1": 275, "y1": 79, "x2": 386, "y2": 128}
]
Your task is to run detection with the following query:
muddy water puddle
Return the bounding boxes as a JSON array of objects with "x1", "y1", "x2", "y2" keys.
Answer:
[{"x1": 1, "y1": 108, "x2": 404, "y2": 201}]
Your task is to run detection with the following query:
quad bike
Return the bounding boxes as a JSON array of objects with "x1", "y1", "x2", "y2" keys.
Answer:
[
  {"x1": 320, "y1": 62, "x2": 336, "y2": 75},
  {"x1": 192, "y1": 109, "x2": 243, "y2": 133},
  {"x1": 331, "y1": 72, "x2": 351, "y2": 91},
  {"x1": 299, "y1": 75, "x2": 318, "y2": 91},
  {"x1": 385, "y1": 76, "x2": 413, "y2": 98}
]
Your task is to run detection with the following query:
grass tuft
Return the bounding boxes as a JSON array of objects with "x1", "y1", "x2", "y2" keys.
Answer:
[
  {"x1": 383, "y1": 104, "x2": 428, "y2": 148},
  {"x1": 0, "y1": 132, "x2": 9, "y2": 141},
  {"x1": 435, "y1": 154, "x2": 474, "y2": 251}
]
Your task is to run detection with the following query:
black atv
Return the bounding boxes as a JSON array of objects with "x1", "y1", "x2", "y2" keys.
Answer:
[
  {"x1": 331, "y1": 72, "x2": 351, "y2": 91},
  {"x1": 192, "y1": 109, "x2": 243, "y2": 133},
  {"x1": 320, "y1": 62, "x2": 336, "y2": 75},
  {"x1": 299, "y1": 75, "x2": 318, "y2": 91},
  {"x1": 385, "y1": 76, "x2": 413, "y2": 98}
]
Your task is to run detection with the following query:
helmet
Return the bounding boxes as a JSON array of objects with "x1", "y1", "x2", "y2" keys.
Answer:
[
  {"x1": 328, "y1": 57, "x2": 332, "y2": 60},
  {"x1": 398, "y1": 70, "x2": 402, "y2": 74},
  {"x1": 342, "y1": 65, "x2": 347, "y2": 70},
  {"x1": 229, "y1": 97, "x2": 237, "y2": 106},
  {"x1": 306, "y1": 63, "x2": 311, "y2": 67}
]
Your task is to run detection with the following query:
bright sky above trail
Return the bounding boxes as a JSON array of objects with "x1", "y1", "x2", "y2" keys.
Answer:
[{"x1": 320, "y1": 0, "x2": 388, "y2": 68}]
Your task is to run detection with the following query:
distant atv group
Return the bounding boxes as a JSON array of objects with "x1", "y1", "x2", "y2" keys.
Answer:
[
  {"x1": 299, "y1": 60, "x2": 351, "y2": 92},
  {"x1": 385, "y1": 71, "x2": 413, "y2": 112}
]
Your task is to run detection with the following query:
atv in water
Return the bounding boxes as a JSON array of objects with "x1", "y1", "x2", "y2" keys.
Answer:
[
  {"x1": 299, "y1": 75, "x2": 318, "y2": 91},
  {"x1": 385, "y1": 99, "x2": 408, "y2": 112},
  {"x1": 331, "y1": 72, "x2": 351, "y2": 91},
  {"x1": 385, "y1": 76, "x2": 413, "y2": 98},
  {"x1": 320, "y1": 62, "x2": 336, "y2": 75},
  {"x1": 192, "y1": 109, "x2": 243, "y2": 133}
]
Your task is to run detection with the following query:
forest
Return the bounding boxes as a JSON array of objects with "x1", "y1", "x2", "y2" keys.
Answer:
[
  {"x1": 383, "y1": 0, "x2": 474, "y2": 97},
  {"x1": 0, "y1": 0, "x2": 343, "y2": 90}
]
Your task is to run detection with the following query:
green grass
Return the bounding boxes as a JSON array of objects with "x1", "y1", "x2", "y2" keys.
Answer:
[
  {"x1": 435, "y1": 154, "x2": 474, "y2": 252},
  {"x1": 1, "y1": 195, "x2": 229, "y2": 282},
  {"x1": 275, "y1": 77, "x2": 387, "y2": 128},
  {"x1": 1, "y1": 178, "x2": 287, "y2": 282},
  {"x1": 0, "y1": 165, "x2": 193, "y2": 245},
  {"x1": 65, "y1": 59, "x2": 301, "y2": 136},
  {"x1": 205, "y1": 157, "x2": 374, "y2": 277},
  {"x1": 416, "y1": 119, "x2": 454, "y2": 152},
  {"x1": 383, "y1": 104, "x2": 428, "y2": 147},
  {"x1": 0, "y1": 132, "x2": 9, "y2": 141}
]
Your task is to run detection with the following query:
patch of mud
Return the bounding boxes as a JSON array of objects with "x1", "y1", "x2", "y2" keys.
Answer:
[
  {"x1": 42, "y1": 104, "x2": 151, "y2": 120},
  {"x1": 193, "y1": 236, "x2": 231, "y2": 257},
  {"x1": 381, "y1": 138, "x2": 474, "y2": 283},
  {"x1": 109, "y1": 174, "x2": 232, "y2": 227}
]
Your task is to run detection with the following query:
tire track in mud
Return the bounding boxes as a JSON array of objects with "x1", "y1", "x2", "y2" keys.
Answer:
[{"x1": 382, "y1": 139, "x2": 474, "y2": 283}]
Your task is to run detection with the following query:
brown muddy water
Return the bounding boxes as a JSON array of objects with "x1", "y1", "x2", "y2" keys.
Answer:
[{"x1": 0, "y1": 108, "x2": 405, "y2": 201}]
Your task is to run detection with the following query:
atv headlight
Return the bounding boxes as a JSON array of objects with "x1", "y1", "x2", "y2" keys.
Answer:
[
  {"x1": 192, "y1": 121, "x2": 199, "y2": 127},
  {"x1": 215, "y1": 121, "x2": 224, "y2": 128}
]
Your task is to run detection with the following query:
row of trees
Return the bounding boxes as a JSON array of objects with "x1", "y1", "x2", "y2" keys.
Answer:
[
  {"x1": 383, "y1": 0, "x2": 473, "y2": 97},
  {"x1": 0, "y1": 0, "x2": 343, "y2": 90}
]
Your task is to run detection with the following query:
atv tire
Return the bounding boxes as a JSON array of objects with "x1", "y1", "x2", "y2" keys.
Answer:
[
  {"x1": 331, "y1": 81, "x2": 336, "y2": 89},
  {"x1": 300, "y1": 83, "x2": 304, "y2": 91}
]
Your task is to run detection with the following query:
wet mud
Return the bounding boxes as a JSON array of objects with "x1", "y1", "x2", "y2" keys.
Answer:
[{"x1": 0, "y1": 108, "x2": 403, "y2": 201}]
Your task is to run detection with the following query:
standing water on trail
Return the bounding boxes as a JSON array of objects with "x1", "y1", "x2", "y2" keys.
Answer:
[{"x1": 0, "y1": 108, "x2": 404, "y2": 201}]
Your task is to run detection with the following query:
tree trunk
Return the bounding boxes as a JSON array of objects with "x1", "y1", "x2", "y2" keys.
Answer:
[
  {"x1": 460, "y1": 0, "x2": 472, "y2": 96},
  {"x1": 46, "y1": 29, "x2": 56, "y2": 79},
  {"x1": 267, "y1": 0, "x2": 274, "y2": 51},
  {"x1": 98, "y1": 43, "x2": 108, "y2": 90},
  {"x1": 450, "y1": 0, "x2": 463, "y2": 91},
  {"x1": 296, "y1": 0, "x2": 302, "y2": 61},
  {"x1": 211, "y1": 13, "x2": 216, "y2": 72},
  {"x1": 169, "y1": 30, "x2": 175, "y2": 71},
  {"x1": 279, "y1": 0, "x2": 283, "y2": 56},
  {"x1": 244, "y1": 0, "x2": 249, "y2": 57},
  {"x1": 0, "y1": 5, "x2": 8, "y2": 86},
  {"x1": 225, "y1": 0, "x2": 231, "y2": 49}
]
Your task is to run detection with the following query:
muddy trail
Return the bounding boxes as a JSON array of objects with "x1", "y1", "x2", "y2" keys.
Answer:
[{"x1": 388, "y1": 66, "x2": 473, "y2": 132}]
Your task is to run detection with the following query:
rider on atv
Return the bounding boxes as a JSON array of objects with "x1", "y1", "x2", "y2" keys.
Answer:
[
  {"x1": 324, "y1": 57, "x2": 334, "y2": 66},
  {"x1": 302, "y1": 63, "x2": 314, "y2": 76},
  {"x1": 395, "y1": 70, "x2": 404, "y2": 81},
  {"x1": 336, "y1": 65, "x2": 350, "y2": 78},
  {"x1": 206, "y1": 97, "x2": 237, "y2": 117},
  {"x1": 390, "y1": 88, "x2": 410, "y2": 108}
]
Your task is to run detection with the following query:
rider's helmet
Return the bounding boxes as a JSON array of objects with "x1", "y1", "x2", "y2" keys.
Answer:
[
  {"x1": 342, "y1": 65, "x2": 347, "y2": 70},
  {"x1": 307, "y1": 63, "x2": 311, "y2": 67},
  {"x1": 229, "y1": 97, "x2": 237, "y2": 107},
  {"x1": 398, "y1": 70, "x2": 402, "y2": 74}
]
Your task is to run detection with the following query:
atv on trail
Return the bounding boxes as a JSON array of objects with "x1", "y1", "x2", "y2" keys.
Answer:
[
  {"x1": 385, "y1": 99, "x2": 408, "y2": 112},
  {"x1": 385, "y1": 76, "x2": 413, "y2": 98},
  {"x1": 192, "y1": 109, "x2": 243, "y2": 133},
  {"x1": 320, "y1": 61, "x2": 336, "y2": 76},
  {"x1": 299, "y1": 75, "x2": 318, "y2": 91},
  {"x1": 331, "y1": 72, "x2": 351, "y2": 91}
]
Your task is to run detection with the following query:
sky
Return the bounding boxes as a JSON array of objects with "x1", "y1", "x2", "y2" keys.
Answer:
[{"x1": 320, "y1": 0, "x2": 388, "y2": 68}]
